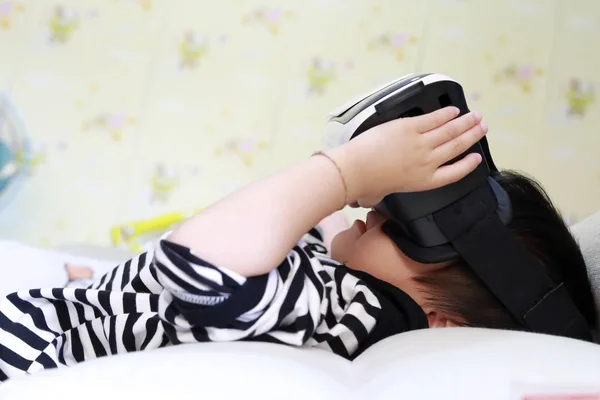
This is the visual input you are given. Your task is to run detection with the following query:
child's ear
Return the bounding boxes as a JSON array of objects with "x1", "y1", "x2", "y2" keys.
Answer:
[{"x1": 426, "y1": 311, "x2": 460, "y2": 328}]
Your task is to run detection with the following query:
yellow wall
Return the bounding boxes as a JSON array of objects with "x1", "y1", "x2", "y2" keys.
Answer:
[{"x1": 0, "y1": 0, "x2": 598, "y2": 248}]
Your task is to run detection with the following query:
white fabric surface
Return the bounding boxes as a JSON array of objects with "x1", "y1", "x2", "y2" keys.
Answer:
[
  {"x1": 0, "y1": 240, "x2": 117, "y2": 299},
  {"x1": 571, "y1": 211, "x2": 600, "y2": 325},
  {"x1": 1, "y1": 328, "x2": 599, "y2": 400}
]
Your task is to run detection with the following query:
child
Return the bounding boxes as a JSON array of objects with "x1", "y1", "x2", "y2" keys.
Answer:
[{"x1": 0, "y1": 107, "x2": 595, "y2": 382}]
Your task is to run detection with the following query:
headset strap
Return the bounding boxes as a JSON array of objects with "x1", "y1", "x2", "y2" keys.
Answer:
[
  {"x1": 432, "y1": 183, "x2": 591, "y2": 340},
  {"x1": 479, "y1": 136, "x2": 498, "y2": 172}
]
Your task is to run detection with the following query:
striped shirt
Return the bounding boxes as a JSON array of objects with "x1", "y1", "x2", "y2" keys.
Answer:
[{"x1": 0, "y1": 227, "x2": 428, "y2": 383}]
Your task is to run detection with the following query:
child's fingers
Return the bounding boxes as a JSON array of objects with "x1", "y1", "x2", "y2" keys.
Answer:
[
  {"x1": 431, "y1": 121, "x2": 488, "y2": 165},
  {"x1": 407, "y1": 106, "x2": 460, "y2": 133},
  {"x1": 430, "y1": 152, "x2": 483, "y2": 188},
  {"x1": 426, "y1": 111, "x2": 482, "y2": 148}
]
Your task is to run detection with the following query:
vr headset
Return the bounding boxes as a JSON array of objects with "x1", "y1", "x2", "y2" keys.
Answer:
[{"x1": 325, "y1": 73, "x2": 592, "y2": 341}]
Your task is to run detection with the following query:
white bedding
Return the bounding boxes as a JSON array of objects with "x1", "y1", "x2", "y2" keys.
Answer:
[
  {"x1": 0, "y1": 240, "x2": 120, "y2": 299},
  {"x1": 1, "y1": 328, "x2": 599, "y2": 400}
]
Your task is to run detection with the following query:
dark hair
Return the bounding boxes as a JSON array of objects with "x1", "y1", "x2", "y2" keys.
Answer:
[{"x1": 414, "y1": 170, "x2": 598, "y2": 334}]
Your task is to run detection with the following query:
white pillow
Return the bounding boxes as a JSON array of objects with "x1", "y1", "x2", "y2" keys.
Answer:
[
  {"x1": 570, "y1": 211, "x2": 600, "y2": 327},
  {"x1": 1, "y1": 328, "x2": 600, "y2": 400}
]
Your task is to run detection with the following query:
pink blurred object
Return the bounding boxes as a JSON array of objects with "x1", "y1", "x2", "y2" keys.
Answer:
[
  {"x1": 523, "y1": 394, "x2": 600, "y2": 400},
  {"x1": 265, "y1": 9, "x2": 282, "y2": 22},
  {"x1": 391, "y1": 34, "x2": 408, "y2": 47},
  {"x1": 0, "y1": 2, "x2": 13, "y2": 16},
  {"x1": 108, "y1": 115, "x2": 125, "y2": 128},
  {"x1": 516, "y1": 66, "x2": 535, "y2": 79}
]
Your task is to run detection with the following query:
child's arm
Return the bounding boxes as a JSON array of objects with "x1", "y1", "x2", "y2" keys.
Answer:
[
  {"x1": 168, "y1": 155, "x2": 345, "y2": 278},
  {"x1": 167, "y1": 108, "x2": 485, "y2": 279},
  {"x1": 151, "y1": 233, "x2": 383, "y2": 356}
]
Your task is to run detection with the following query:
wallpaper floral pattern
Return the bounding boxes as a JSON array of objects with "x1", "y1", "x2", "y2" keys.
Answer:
[{"x1": 0, "y1": 0, "x2": 598, "y2": 248}]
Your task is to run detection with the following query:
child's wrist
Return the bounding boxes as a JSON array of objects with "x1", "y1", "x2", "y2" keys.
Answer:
[
  {"x1": 309, "y1": 152, "x2": 349, "y2": 211},
  {"x1": 327, "y1": 145, "x2": 363, "y2": 206}
]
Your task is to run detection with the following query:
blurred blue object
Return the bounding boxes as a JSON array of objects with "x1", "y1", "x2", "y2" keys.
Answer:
[
  {"x1": 0, "y1": 93, "x2": 31, "y2": 212},
  {"x1": 0, "y1": 140, "x2": 15, "y2": 192}
]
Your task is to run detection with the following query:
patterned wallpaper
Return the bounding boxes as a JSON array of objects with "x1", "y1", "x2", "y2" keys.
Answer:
[{"x1": 0, "y1": 0, "x2": 598, "y2": 250}]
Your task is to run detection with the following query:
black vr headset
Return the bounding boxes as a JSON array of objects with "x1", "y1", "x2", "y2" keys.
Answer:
[{"x1": 325, "y1": 73, "x2": 592, "y2": 341}]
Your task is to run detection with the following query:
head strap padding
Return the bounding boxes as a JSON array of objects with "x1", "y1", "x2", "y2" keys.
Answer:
[{"x1": 432, "y1": 181, "x2": 591, "y2": 340}]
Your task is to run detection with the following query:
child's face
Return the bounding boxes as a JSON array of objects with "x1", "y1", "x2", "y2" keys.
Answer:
[{"x1": 331, "y1": 211, "x2": 452, "y2": 327}]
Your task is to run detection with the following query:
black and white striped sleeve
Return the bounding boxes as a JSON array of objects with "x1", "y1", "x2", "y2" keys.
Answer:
[{"x1": 154, "y1": 227, "x2": 383, "y2": 358}]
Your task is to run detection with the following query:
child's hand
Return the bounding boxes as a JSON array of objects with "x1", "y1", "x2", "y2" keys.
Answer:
[{"x1": 330, "y1": 106, "x2": 487, "y2": 208}]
